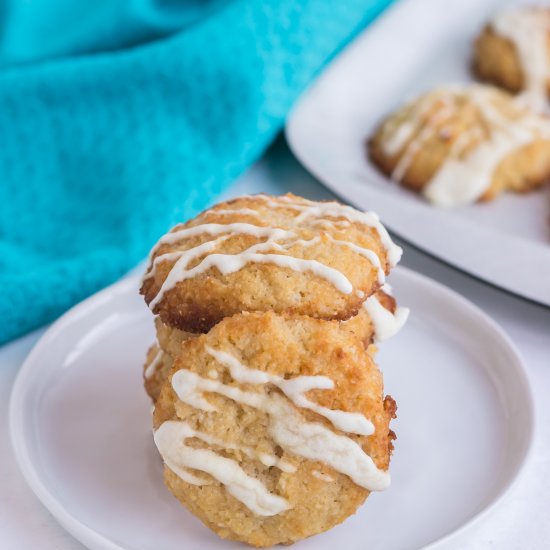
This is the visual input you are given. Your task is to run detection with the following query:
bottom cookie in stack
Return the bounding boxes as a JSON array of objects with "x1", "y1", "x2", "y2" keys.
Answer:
[{"x1": 152, "y1": 311, "x2": 397, "y2": 547}]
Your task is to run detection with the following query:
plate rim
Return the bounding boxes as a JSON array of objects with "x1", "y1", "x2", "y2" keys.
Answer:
[
  {"x1": 9, "y1": 268, "x2": 535, "y2": 550},
  {"x1": 9, "y1": 277, "x2": 138, "y2": 550}
]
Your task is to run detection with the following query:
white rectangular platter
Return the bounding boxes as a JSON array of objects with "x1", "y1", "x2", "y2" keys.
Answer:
[{"x1": 286, "y1": 0, "x2": 550, "y2": 306}]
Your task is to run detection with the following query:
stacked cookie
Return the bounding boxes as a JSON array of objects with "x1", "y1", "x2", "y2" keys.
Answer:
[{"x1": 140, "y1": 193, "x2": 408, "y2": 547}]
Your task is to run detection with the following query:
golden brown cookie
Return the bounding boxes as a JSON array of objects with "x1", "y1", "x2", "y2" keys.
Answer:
[
  {"x1": 140, "y1": 194, "x2": 401, "y2": 332},
  {"x1": 144, "y1": 288, "x2": 407, "y2": 403},
  {"x1": 369, "y1": 84, "x2": 550, "y2": 206},
  {"x1": 473, "y1": 8, "x2": 550, "y2": 107},
  {"x1": 153, "y1": 311, "x2": 396, "y2": 547}
]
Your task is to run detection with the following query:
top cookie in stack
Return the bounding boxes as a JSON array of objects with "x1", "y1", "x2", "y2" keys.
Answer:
[{"x1": 140, "y1": 193, "x2": 402, "y2": 332}]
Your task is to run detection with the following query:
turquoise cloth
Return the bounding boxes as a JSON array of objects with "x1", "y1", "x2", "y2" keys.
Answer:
[{"x1": 0, "y1": 0, "x2": 393, "y2": 345}]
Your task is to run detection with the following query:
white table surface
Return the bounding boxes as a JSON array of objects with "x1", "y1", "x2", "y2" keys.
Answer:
[{"x1": 1, "y1": 138, "x2": 549, "y2": 550}]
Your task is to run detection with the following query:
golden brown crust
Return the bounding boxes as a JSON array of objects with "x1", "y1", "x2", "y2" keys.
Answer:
[
  {"x1": 153, "y1": 311, "x2": 395, "y2": 547},
  {"x1": 140, "y1": 194, "x2": 392, "y2": 333},
  {"x1": 368, "y1": 85, "x2": 550, "y2": 202}
]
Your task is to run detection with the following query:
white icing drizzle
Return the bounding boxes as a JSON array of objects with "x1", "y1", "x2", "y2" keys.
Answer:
[
  {"x1": 205, "y1": 208, "x2": 263, "y2": 218},
  {"x1": 277, "y1": 234, "x2": 385, "y2": 285},
  {"x1": 152, "y1": 249, "x2": 353, "y2": 310},
  {"x1": 177, "y1": 421, "x2": 296, "y2": 474},
  {"x1": 206, "y1": 346, "x2": 374, "y2": 436},
  {"x1": 325, "y1": 235, "x2": 385, "y2": 285},
  {"x1": 363, "y1": 294, "x2": 409, "y2": 343},
  {"x1": 257, "y1": 453, "x2": 296, "y2": 473},
  {"x1": 154, "y1": 421, "x2": 290, "y2": 516},
  {"x1": 382, "y1": 92, "x2": 452, "y2": 156},
  {"x1": 383, "y1": 86, "x2": 550, "y2": 206},
  {"x1": 147, "y1": 231, "x2": 354, "y2": 309},
  {"x1": 142, "y1": 223, "x2": 286, "y2": 284},
  {"x1": 492, "y1": 8, "x2": 550, "y2": 111},
  {"x1": 312, "y1": 470, "x2": 334, "y2": 482},
  {"x1": 268, "y1": 398, "x2": 389, "y2": 491},
  {"x1": 392, "y1": 103, "x2": 454, "y2": 182},
  {"x1": 256, "y1": 195, "x2": 401, "y2": 267},
  {"x1": 158, "y1": 222, "x2": 289, "y2": 245},
  {"x1": 144, "y1": 348, "x2": 163, "y2": 379},
  {"x1": 384, "y1": 120, "x2": 418, "y2": 157},
  {"x1": 170, "y1": 358, "x2": 389, "y2": 493},
  {"x1": 423, "y1": 136, "x2": 515, "y2": 206},
  {"x1": 142, "y1": 237, "x2": 229, "y2": 283},
  {"x1": 311, "y1": 219, "x2": 351, "y2": 230}
]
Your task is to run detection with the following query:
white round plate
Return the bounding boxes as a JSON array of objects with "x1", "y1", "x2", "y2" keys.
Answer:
[{"x1": 10, "y1": 267, "x2": 533, "y2": 550}]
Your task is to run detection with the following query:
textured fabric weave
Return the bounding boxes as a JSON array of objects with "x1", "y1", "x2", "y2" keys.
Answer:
[{"x1": 0, "y1": 0, "x2": 393, "y2": 344}]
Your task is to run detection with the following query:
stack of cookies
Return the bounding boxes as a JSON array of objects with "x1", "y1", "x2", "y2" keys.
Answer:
[{"x1": 140, "y1": 193, "x2": 408, "y2": 547}]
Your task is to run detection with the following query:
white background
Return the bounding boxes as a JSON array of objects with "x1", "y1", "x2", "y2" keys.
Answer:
[{"x1": 1, "y1": 140, "x2": 549, "y2": 549}]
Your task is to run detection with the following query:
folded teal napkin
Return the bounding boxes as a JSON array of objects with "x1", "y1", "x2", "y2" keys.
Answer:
[{"x1": 0, "y1": 0, "x2": 393, "y2": 345}]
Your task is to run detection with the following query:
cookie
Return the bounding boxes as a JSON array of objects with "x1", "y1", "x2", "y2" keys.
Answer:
[
  {"x1": 144, "y1": 288, "x2": 408, "y2": 403},
  {"x1": 153, "y1": 311, "x2": 396, "y2": 547},
  {"x1": 141, "y1": 194, "x2": 402, "y2": 332},
  {"x1": 369, "y1": 84, "x2": 550, "y2": 206}
]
